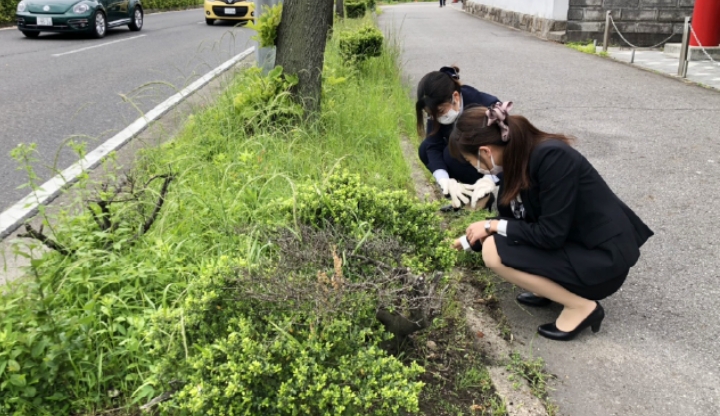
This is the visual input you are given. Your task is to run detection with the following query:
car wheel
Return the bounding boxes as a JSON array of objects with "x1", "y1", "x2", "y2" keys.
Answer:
[
  {"x1": 128, "y1": 6, "x2": 143, "y2": 31},
  {"x1": 92, "y1": 11, "x2": 107, "y2": 38},
  {"x1": 21, "y1": 31, "x2": 40, "y2": 38},
  {"x1": 205, "y1": 18, "x2": 215, "y2": 25}
]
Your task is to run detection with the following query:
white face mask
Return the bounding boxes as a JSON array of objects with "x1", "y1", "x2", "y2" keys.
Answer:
[
  {"x1": 476, "y1": 151, "x2": 503, "y2": 176},
  {"x1": 437, "y1": 106, "x2": 459, "y2": 125}
]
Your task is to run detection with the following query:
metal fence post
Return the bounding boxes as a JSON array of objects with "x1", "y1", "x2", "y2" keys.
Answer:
[
  {"x1": 678, "y1": 16, "x2": 691, "y2": 77},
  {"x1": 603, "y1": 11, "x2": 611, "y2": 52}
]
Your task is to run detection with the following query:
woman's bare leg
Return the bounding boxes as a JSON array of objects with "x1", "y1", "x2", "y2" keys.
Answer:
[{"x1": 482, "y1": 236, "x2": 596, "y2": 331}]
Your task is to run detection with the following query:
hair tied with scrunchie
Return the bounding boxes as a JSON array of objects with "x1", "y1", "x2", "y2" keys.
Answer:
[
  {"x1": 439, "y1": 66, "x2": 459, "y2": 80},
  {"x1": 486, "y1": 101, "x2": 513, "y2": 142}
]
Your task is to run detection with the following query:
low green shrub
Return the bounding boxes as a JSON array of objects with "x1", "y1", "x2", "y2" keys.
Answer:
[
  {"x1": 136, "y1": 0, "x2": 202, "y2": 10},
  {"x1": 1, "y1": 0, "x2": 20, "y2": 24},
  {"x1": 149, "y1": 253, "x2": 426, "y2": 415},
  {"x1": 346, "y1": 1, "x2": 367, "y2": 19},
  {"x1": 278, "y1": 171, "x2": 456, "y2": 272},
  {"x1": 338, "y1": 24, "x2": 384, "y2": 63},
  {"x1": 175, "y1": 318, "x2": 424, "y2": 415}
]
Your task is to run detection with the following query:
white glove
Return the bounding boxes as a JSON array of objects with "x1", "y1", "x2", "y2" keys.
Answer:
[
  {"x1": 437, "y1": 178, "x2": 471, "y2": 208},
  {"x1": 467, "y1": 176, "x2": 498, "y2": 208}
]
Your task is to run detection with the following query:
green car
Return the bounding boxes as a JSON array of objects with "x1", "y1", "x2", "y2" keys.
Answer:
[{"x1": 16, "y1": 0, "x2": 143, "y2": 38}]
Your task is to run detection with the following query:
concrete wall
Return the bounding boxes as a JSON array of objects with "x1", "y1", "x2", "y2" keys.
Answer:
[
  {"x1": 465, "y1": 0, "x2": 695, "y2": 46},
  {"x1": 468, "y1": 0, "x2": 570, "y2": 21},
  {"x1": 567, "y1": 0, "x2": 695, "y2": 45},
  {"x1": 465, "y1": 0, "x2": 568, "y2": 39}
]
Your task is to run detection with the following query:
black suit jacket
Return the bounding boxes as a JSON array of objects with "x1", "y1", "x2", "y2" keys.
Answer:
[{"x1": 500, "y1": 140, "x2": 653, "y2": 285}]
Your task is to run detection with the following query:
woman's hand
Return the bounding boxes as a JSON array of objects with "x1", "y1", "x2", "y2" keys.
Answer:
[
  {"x1": 451, "y1": 238, "x2": 464, "y2": 251},
  {"x1": 466, "y1": 221, "x2": 490, "y2": 245}
]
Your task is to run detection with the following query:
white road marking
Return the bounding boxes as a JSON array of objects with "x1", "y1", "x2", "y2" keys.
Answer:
[
  {"x1": 51, "y1": 34, "x2": 147, "y2": 57},
  {"x1": 0, "y1": 46, "x2": 256, "y2": 239}
]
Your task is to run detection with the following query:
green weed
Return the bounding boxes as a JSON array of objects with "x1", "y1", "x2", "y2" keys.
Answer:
[
  {"x1": 247, "y1": 3, "x2": 282, "y2": 47},
  {"x1": 567, "y1": 40, "x2": 608, "y2": 57},
  {"x1": 507, "y1": 352, "x2": 557, "y2": 415}
]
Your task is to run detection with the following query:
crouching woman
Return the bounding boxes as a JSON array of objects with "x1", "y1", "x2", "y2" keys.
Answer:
[{"x1": 450, "y1": 103, "x2": 653, "y2": 341}]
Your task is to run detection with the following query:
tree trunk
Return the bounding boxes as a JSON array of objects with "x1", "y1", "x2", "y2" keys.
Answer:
[
  {"x1": 275, "y1": 0, "x2": 334, "y2": 115},
  {"x1": 336, "y1": 0, "x2": 344, "y2": 17}
]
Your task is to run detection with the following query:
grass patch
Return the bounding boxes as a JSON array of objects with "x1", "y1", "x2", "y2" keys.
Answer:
[{"x1": 1, "y1": 14, "x2": 508, "y2": 416}]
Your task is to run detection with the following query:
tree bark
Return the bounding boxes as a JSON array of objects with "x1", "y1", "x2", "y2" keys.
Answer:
[
  {"x1": 275, "y1": 0, "x2": 334, "y2": 115},
  {"x1": 336, "y1": 0, "x2": 344, "y2": 17}
]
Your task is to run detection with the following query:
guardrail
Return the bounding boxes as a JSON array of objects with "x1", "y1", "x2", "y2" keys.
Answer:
[
  {"x1": 601, "y1": 11, "x2": 718, "y2": 79},
  {"x1": 602, "y1": 11, "x2": 679, "y2": 64}
]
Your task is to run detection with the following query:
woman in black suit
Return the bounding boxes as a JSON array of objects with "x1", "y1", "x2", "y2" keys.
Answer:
[
  {"x1": 416, "y1": 66, "x2": 500, "y2": 209},
  {"x1": 449, "y1": 103, "x2": 653, "y2": 341}
]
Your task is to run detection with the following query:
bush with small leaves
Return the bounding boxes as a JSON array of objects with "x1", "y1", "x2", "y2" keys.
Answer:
[
  {"x1": 169, "y1": 316, "x2": 424, "y2": 415},
  {"x1": 147, "y1": 255, "x2": 425, "y2": 416},
  {"x1": 338, "y1": 25, "x2": 384, "y2": 63},
  {"x1": 277, "y1": 170, "x2": 457, "y2": 273},
  {"x1": 345, "y1": 1, "x2": 367, "y2": 19}
]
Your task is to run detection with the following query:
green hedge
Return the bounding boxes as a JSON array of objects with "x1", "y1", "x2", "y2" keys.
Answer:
[
  {"x1": 1, "y1": 0, "x2": 18, "y2": 24},
  {"x1": 339, "y1": 24, "x2": 384, "y2": 62},
  {"x1": 346, "y1": 1, "x2": 367, "y2": 19},
  {"x1": 132, "y1": 0, "x2": 202, "y2": 11}
]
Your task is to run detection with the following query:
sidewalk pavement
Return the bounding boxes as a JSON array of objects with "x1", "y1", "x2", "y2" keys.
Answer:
[
  {"x1": 379, "y1": 3, "x2": 720, "y2": 416},
  {"x1": 608, "y1": 47, "x2": 720, "y2": 91}
]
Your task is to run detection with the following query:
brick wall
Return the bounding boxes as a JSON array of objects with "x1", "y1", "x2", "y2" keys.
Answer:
[{"x1": 568, "y1": 0, "x2": 695, "y2": 45}]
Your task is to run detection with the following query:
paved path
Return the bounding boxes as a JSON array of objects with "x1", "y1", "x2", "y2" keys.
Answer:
[
  {"x1": 380, "y1": 4, "x2": 720, "y2": 416},
  {"x1": 0, "y1": 10, "x2": 255, "y2": 212}
]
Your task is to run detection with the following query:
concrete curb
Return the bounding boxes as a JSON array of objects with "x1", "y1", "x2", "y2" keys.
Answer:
[
  {"x1": 465, "y1": 304, "x2": 548, "y2": 416},
  {"x1": 0, "y1": 46, "x2": 255, "y2": 240},
  {"x1": 489, "y1": 366, "x2": 548, "y2": 416}
]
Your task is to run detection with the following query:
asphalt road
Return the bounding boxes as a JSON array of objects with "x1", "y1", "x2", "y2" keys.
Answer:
[
  {"x1": 0, "y1": 9, "x2": 256, "y2": 211},
  {"x1": 380, "y1": 4, "x2": 720, "y2": 416}
]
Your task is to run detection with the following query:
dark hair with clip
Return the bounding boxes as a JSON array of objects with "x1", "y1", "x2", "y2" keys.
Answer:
[
  {"x1": 449, "y1": 104, "x2": 575, "y2": 206},
  {"x1": 439, "y1": 66, "x2": 460, "y2": 80},
  {"x1": 415, "y1": 65, "x2": 463, "y2": 137}
]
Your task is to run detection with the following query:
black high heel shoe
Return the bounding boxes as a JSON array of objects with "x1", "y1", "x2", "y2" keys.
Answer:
[
  {"x1": 537, "y1": 302, "x2": 605, "y2": 341},
  {"x1": 516, "y1": 292, "x2": 552, "y2": 307}
]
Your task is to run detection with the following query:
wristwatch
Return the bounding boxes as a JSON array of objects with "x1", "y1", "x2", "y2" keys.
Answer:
[{"x1": 484, "y1": 220, "x2": 492, "y2": 235}]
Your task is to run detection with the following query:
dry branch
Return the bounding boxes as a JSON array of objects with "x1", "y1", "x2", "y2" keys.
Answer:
[
  {"x1": 226, "y1": 226, "x2": 446, "y2": 341},
  {"x1": 18, "y1": 224, "x2": 73, "y2": 256}
]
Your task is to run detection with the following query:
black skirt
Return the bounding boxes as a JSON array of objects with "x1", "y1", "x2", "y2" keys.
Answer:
[{"x1": 493, "y1": 233, "x2": 631, "y2": 300}]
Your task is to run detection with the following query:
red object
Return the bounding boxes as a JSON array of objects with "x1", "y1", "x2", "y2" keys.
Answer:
[{"x1": 690, "y1": 0, "x2": 720, "y2": 47}]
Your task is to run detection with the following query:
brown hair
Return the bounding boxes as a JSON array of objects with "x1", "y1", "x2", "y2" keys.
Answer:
[
  {"x1": 449, "y1": 105, "x2": 575, "y2": 206},
  {"x1": 415, "y1": 66, "x2": 462, "y2": 137}
]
